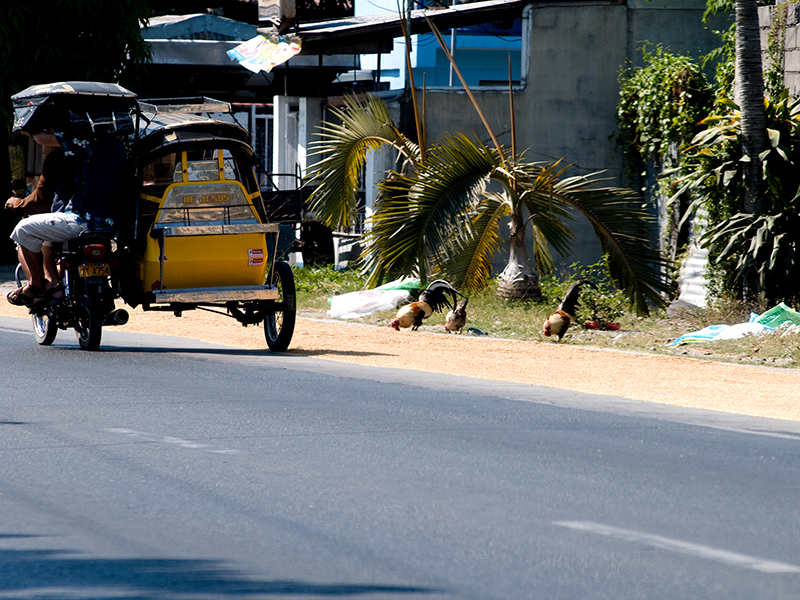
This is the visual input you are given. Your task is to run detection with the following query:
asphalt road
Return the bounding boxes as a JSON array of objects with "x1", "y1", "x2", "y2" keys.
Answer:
[{"x1": 1, "y1": 316, "x2": 800, "y2": 599}]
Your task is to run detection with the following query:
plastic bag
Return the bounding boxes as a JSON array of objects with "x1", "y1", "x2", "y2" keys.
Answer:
[
  {"x1": 326, "y1": 277, "x2": 420, "y2": 319},
  {"x1": 327, "y1": 289, "x2": 410, "y2": 319},
  {"x1": 714, "y1": 322, "x2": 772, "y2": 340},
  {"x1": 753, "y1": 302, "x2": 800, "y2": 328},
  {"x1": 373, "y1": 277, "x2": 421, "y2": 292},
  {"x1": 669, "y1": 322, "x2": 772, "y2": 345}
]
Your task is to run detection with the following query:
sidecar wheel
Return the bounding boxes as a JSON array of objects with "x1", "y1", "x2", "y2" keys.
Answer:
[
  {"x1": 264, "y1": 261, "x2": 296, "y2": 352},
  {"x1": 74, "y1": 289, "x2": 103, "y2": 351}
]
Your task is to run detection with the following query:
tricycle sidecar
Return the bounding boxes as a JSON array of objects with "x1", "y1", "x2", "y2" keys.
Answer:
[{"x1": 126, "y1": 98, "x2": 296, "y2": 351}]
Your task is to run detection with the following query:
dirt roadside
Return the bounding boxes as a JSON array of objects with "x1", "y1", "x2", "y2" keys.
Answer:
[{"x1": 2, "y1": 267, "x2": 799, "y2": 422}]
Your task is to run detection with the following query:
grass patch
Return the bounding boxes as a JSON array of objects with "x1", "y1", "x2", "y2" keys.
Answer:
[
  {"x1": 292, "y1": 266, "x2": 800, "y2": 368},
  {"x1": 294, "y1": 265, "x2": 365, "y2": 311}
]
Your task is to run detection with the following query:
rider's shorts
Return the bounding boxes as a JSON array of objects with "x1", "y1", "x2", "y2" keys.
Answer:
[{"x1": 11, "y1": 212, "x2": 87, "y2": 253}]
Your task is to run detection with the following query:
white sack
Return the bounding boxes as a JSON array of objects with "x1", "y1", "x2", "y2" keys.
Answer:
[{"x1": 327, "y1": 289, "x2": 410, "y2": 319}]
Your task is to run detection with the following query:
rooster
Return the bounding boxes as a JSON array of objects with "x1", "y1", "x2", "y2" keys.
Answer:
[
  {"x1": 543, "y1": 279, "x2": 597, "y2": 342},
  {"x1": 445, "y1": 298, "x2": 469, "y2": 333},
  {"x1": 389, "y1": 280, "x2": 460, "y2": 331}
]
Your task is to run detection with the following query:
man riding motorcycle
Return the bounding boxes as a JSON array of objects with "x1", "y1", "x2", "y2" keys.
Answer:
[{"x1": 7, "y1": 112, "x2": 127, "y2": 308}]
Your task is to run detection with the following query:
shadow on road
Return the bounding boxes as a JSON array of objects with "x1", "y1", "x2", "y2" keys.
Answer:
[
  {"x1": 0, "y1": 545, "x2": 439, "y2": 597},
  {"x1": 28, "y1": 343, "x2": 392, "y2": 360}
]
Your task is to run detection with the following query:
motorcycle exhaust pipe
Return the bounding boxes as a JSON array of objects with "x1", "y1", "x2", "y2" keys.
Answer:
[{"x1": 104, "y1": 309, "x2": 129, "y2": 326}]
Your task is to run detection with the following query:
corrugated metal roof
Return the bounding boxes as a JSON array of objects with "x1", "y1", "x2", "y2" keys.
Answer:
[
  {"x1": 277, "y1": 0, "x2": 622, "y2": 55},
  {"x1": 143, "y1": 13, "x2": 259, "y2": 41},
  {"x1": 280, "y1": 0, "x2": 532, "y2": 54}
]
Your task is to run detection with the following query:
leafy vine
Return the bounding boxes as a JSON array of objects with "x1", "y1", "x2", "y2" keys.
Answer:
[{"x1": 615, "y1": 45, "x2": 713, "y2": 187}]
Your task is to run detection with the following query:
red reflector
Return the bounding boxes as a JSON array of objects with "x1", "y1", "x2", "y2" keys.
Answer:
[{"x1": 83, "y1": 244, "x2": 106, "y2": 260}]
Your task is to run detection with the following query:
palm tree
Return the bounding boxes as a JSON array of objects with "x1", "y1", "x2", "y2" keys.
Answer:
[
  {"x1": 306, "y1": 95, "x2": 670, "y2": 315},
  {"x1": 306, "y1": 13, "x2": 669, "y2": 314}
]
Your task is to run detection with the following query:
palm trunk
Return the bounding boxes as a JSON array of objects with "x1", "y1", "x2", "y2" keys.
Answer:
[
  {"x1": 496, "y1": 211, "x2": 541, "y2": 301},
  {"x1": 736, "y1": 0, "x2": 766, "y2": 215},
  {"x1": 735, "y1": 0, "x2": 767, "y2": 303}
]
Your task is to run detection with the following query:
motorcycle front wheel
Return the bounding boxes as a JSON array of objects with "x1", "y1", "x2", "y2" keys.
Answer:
[
  {"x1": 33, "y1": 311, "x2": 58, "y2": 345},
  {"x1": 74, "y1": 287, "x2": 103, "y2": 351},
  {"x1": 15, "y1": 264, "x2": 57, "y2": 345}
]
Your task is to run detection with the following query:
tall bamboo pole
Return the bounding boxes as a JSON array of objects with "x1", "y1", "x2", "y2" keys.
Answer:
[{"x1": 425, "y1": 15, "x2": 504, "y2": 162}]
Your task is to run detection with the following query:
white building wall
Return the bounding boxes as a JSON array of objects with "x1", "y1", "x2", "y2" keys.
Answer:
[
  {"x1": 298, "y1": 97, "x2": 323, "y2": 177},
  {"x1": 272, "y1": 96, "x2": 299, "y2": 190}
]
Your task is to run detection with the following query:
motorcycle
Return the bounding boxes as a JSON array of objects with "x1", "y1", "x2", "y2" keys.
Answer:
[{"x1": 17, "y1": 230, "x2": 129, "y2": 350}]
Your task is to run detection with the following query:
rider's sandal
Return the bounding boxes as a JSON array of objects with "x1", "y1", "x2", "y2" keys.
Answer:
[
  {"x1": 44, "y1": 283, "x2": 66, "y2": 302},
  {"x1": 6, "y1": 285, "x2": 42, "y2": 307}
]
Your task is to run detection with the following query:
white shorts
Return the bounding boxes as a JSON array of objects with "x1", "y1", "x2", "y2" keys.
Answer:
[{"x1": 11, "y1": 212, "x2": 87, "y2": 253}]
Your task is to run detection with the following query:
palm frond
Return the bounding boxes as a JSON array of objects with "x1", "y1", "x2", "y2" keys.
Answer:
[
  {"x1": 363, "y1": 133, "x2": 500, "y2": 286},
  {"x1": 360, "y1": 172, "x2": 426, "y2": 286},
  {"x1": 305, "y1": 95, "x2": 670, "y2": 313},
  {"x1": 551, "y1": 172, "x2": 672, "y2": 314},
  {"x1": 437, "y1": 192, "x2": 509, "y2": 290},
  {"x1": 305, "y1": 95, "x2": 415, "y2": 230},
  {"x1": 515, "y1": 161, "x2": 577, "y2": 269}
]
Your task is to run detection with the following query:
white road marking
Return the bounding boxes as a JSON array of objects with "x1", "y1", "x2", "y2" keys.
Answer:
[
  {"x1": 554, "y1": 520, "x2": 800, "y2": 574},
  {"x1": 104, "y1": 428, "x2": 240, "y2": 454},
  {"x1": 707, "y1": 425, "x2": 800, "y2": 442}
]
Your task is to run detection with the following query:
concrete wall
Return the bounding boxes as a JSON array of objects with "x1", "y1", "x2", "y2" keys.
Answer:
[
  {"x1": 421, "y1": 1, "x2": 724, "y2": 272},
  {"x1": 760, "y1": 3, "x2": 800, "y2": 96}
]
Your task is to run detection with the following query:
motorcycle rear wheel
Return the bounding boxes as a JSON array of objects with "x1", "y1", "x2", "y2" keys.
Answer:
[{"x1": 74, "y1": 289, "x2": 103, "y2": 351}]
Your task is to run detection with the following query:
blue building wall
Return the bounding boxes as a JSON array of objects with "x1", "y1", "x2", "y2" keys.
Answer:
[{"x1": 356, "y1": 0, "x2": 522, "y2": 90}]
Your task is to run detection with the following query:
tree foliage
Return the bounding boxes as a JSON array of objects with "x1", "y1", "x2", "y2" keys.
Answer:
[
  {"x1": 669, "y1": 94, "x2": 800, "y2": 304},
  {"x1": 0, "y1": 0, "x2": 152, "y2": 133},
  {"x1": 615, "y1": 45, "x2": 713, "y2": 183},
  {"x1": 0, "y1": 0, "x2": 151, "y2": 263},
  {"x1": 616, "y1": 1, "x2": 800, "y2": 307}
]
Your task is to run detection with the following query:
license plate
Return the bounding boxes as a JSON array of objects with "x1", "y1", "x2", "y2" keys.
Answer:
[{"x1": 79, "y1": 263, "x2": 110, "y2": 277}]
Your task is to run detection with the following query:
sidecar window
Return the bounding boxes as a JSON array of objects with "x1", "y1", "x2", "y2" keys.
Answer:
[
  {"x1": 142, "y1": 154, "x2": 177, "y2": 187},
  {"x1": 154, "y1": 183, "x2": 258, "y2": 227},
  {"x1": 141, "y1": 147, "x2": 263, "y2": 231},
  {"x1": 172, "y1": 159, "x2": 236, "y2": 182}
]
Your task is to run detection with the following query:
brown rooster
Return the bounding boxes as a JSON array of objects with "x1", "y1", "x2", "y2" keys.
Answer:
[
  {"x1": 445, "y1": 298, "x2": 469, "y2": 333},
  {"x1": 543, "y1": 279, "x2": 597, "y2": 342},
  {"x1": 389, "y1": 280, "x2": 460, "y2": 331}
]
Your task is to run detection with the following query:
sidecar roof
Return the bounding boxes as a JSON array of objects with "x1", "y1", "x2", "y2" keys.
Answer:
[
  {"x1": 136, "y1": 99, "x2": 252, "y2": 160},
  {"x1": 12, "y1": 81, "x2": 137, "y2": 134}
]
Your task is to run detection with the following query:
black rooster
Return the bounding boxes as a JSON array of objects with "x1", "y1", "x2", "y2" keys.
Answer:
[
  {"x1": 390, "y1": 280, "x2": 460, "y2": 331},
  {"x1": 543, "y1": 279, "x2": 597, "y2": 342}
]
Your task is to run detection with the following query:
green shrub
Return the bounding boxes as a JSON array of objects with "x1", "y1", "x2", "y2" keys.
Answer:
[
  {"x1": 615, "y1": 45, "x2": 713, "y2": 186},
  {"x1": 542, "y1": 258, "x2": 628, "y2": 326},
  {"x1": 670, "y1": 95, "x2": 800, "y2": 305}
]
